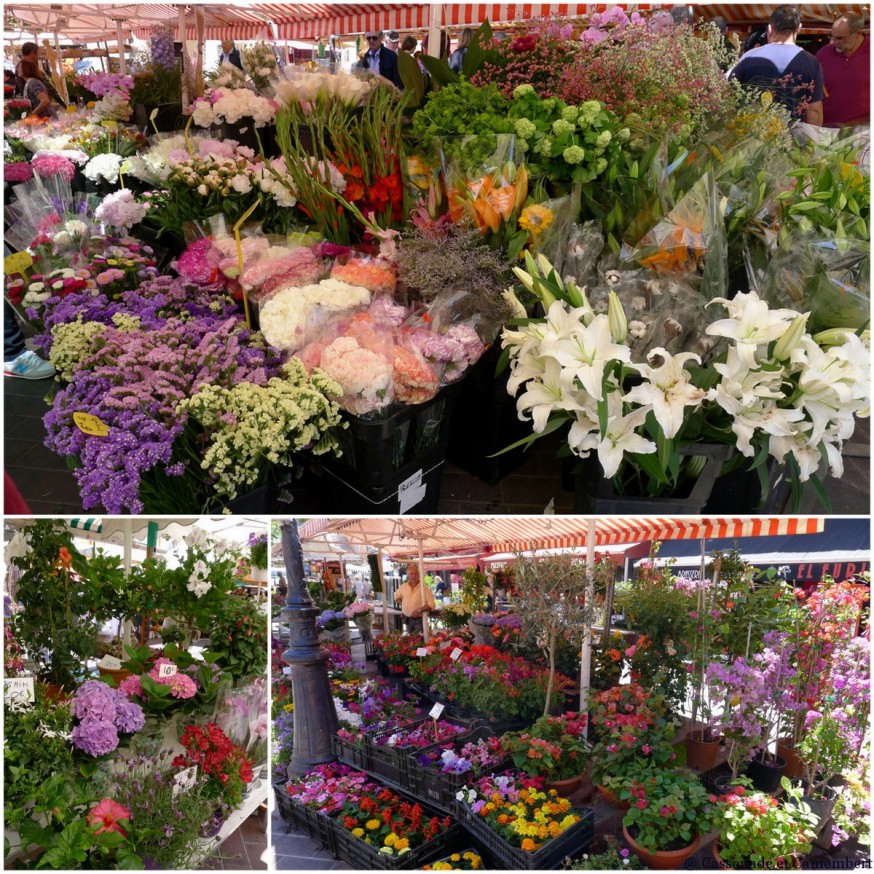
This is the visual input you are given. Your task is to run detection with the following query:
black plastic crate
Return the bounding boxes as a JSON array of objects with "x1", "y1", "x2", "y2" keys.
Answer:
[
  {"x1": 447, "y1": 345, "x2": 532, "y2": 485},
  {"x1": 331, "y1": 733, "x2": 371, "y2": 771},
  {"x1": 327, "y1": 385, "x2": 460, "y2": 491},
  {"x1": 455, "y1": 800, "x2": 595, "y2": 869},
  {"x1": 272, "y1": 779, "x2": 336, "y2": 852},
  {"x1": 407, "y1": 728, "x2": 510, "y2": 813},
  {"x1": 368, "y1": 717, "x2": 478, "y2": 792},
  {"x1": 329, "y1": 794, "x2": 462, "y2": 870}
]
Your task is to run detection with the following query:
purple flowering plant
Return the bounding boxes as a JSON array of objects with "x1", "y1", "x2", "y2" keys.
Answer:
[
  {"x1": 285, "y1": 763, "x2": 379, "y2": 813},
  {"x1": 71, "y1": 679, "x2": 146, "y2": 757}
]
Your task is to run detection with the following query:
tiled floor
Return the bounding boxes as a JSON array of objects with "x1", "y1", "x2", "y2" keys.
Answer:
[
  {"x1": 5, "y1": 368, "x2": 869, "y2": 516},
  {"x1": 268, "y1": 811, "x2": 346, "y2": 871},
  {"x1": 201, "y1": 811, "x2": 269, "y2": 870}
]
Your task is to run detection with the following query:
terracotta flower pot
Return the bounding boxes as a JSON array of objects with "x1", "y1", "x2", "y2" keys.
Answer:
[
  {"x1": 544, "y1": 774, "x2": 582, "y2": 797},
  {"x1": 97, "y1": 665, "x2": 132, "y2": 686},
  {"x1": 776, "y1": 738, "x2": 804, "y2": 779},
  {"x1": 712, "y1": 842, "x2": 733, "y2": 869},
  {"x1": 596, "y1": 784, "x2": 631, "y2": 809},
  {"x1": 685, "y1": 729, "x2": 720, "y2": 771},
  {"x1": 623, "y1": 823, "x2": 700, "y2": 870}
]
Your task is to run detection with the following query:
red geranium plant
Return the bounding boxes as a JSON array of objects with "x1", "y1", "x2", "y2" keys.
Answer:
[{"x1": 173, "y1": 722, "x2": 253, "y2": 810}]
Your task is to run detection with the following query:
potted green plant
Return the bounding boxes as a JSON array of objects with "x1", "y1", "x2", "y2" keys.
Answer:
[
  {"x1": 247, "y1": 532, "x2": 269, "y2": 583},
  {"x1": 796, "y1": 711, "x2": 854, "y2": 832},
  {"x1": 109, "y1": 749, "x2": 218, "y2": 869},
  {"x1": 621, "y1": 770, "x2": 717, "y2": 869},
  {"x1": 9, "y1": 520, "x2": 103, "y2": 692},
  {"x1": 500, "y1": 712, "x2": 591, "y2": 796},
  {"x1": 712, "y1": 777, "x2": 817, "y2": 869},
  {"x1": 207, "y1": 597, "x2": 268, "y2": 682},
  {"x1": 565, "y1": 835, "x2": 645, "y2": 869},
  {"x1": 513, "y1": 552, "x2": 598, "y2": 715}
]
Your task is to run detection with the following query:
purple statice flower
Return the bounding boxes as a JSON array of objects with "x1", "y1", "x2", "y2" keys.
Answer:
[
  {"x1": 71, "y1": 718, "x2": 119, "y2": 756},
  {"x1": 73, "y1": 680, "x2": 118, "y2": 722}
]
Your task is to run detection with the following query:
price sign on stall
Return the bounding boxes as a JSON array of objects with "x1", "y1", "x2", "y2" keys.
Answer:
[
  {"x1": 4, "y1": 251, "x2": 32, "y2": 277},
  {"x1": 73, "y1": 412, "x2": 109, "y2": 437},
  {"x1": 172, "y1": 766, "x2": 198, "y2": 797},
  {"x1": 449, "y1": 648, "x2": 463, "y2": 661},
  {"x1": 158, "y1": 663, "x2": 177, "y2": 678},
  {"x1": 416, "y1": 647, "x2": 428, "y2": 657},
  {"x1": 429, "y1": 702, "x2": 445, "y2": 719},
  {"x1": 98, "y1": 655, "x2": 123, "y2": 671},
  {"x1": 4, "y1": 677, "x2": 35, "y2": 708}
]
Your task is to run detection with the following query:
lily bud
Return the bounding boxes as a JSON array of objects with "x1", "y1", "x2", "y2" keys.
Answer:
[
  {"x1": 512, "y1": 265, "x2": 535, "y2": 292},
  {"x1": 501, "y1": 287, "x2": 527, "y2": 320},
  {"x1": 772, "y1": 313, "x2": 809, "y2": 360},
  {"x1": 812, "y1": 326, "x2": 857, "y2": 348},
  {"x1": 607, "y1": 291, "x2": 628, "y2": 343}
]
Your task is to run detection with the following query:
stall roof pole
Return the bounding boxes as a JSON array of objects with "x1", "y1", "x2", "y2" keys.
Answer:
[
  {"x1": 114, "y1": 19, "x2": 126, "y2": 74},
  {"x1": 122, "y1": 520, "x2": 132, "y2": 649},
  {"x1": 427, "y1": 2, "x2": 442, "y2": 57},
  {"x1": 418, "y1": 539, "x2": 430, "y2": 643},
  {"x1": 379, "y1": 548, "x2": 390, "y2": 635},
  {"x1": 580, "y1": 518, "x2": 596, "y2": 737},
  {"x1": 178, "y1": 5, "x2": 188, "y2": 112}
]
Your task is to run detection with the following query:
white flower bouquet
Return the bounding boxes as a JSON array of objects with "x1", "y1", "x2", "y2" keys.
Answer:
[
  {"x1": 274, "y1": 68, "x2": 376, "y2": 110},
  {"x1": 240, "y1": 42, "x2": 279, "y2": 93},
  {"x1": 191, "y1": 87, "x2": 277, "y2": 129},
  {"x1": 501, "y1": 253, "x2": 870, "y2": 510}
]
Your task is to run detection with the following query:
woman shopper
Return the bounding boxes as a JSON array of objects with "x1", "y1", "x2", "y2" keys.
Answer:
[
  {"x1": 20, "y1": 59, "x2": 54, "y2": 118},
  {"x1": 449, "y1": 28, "x2": 472, "y2": 71}
]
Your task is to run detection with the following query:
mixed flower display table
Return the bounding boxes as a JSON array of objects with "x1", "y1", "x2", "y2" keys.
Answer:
[{"x1": 196, "y1": 776, "x2": 268, "y2": 864}]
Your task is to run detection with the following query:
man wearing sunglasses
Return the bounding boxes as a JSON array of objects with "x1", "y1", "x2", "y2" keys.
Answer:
[
  {"x1": 357, "y1": 30, "x2": 404, "y2": 89},
  {"x1": 816, "y1": 13, "x2": 868, "y2": 127}
]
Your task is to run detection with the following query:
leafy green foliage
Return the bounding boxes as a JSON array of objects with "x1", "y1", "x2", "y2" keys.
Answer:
[{"x1": 206, "y1": 597, "x2": 268, "y2": 682}]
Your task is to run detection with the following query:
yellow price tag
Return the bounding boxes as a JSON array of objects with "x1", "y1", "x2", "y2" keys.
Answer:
[
  {"x1": 73, "y1": 412, "x2": 109, "y2": 437},
  {"x1": 4, "y1": 252, "x2": 33, "y2": 276}
]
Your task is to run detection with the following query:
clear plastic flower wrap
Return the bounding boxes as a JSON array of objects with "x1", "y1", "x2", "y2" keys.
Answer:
[
  {"x1": 623, "y1": 169, "x2": 727, "y2": 300},
  {"x1": 757, "y1": 232, "x2": 869, "y2": 334},
  {"x1": 522, "y1": 187, "x2": 580, "y2": 268},
  {"x1": 330, "y1": 256, "x2": 397, "y2": 293},
  {"x1": 555, "y1": 220, "x2": 605, "y2": 287}
]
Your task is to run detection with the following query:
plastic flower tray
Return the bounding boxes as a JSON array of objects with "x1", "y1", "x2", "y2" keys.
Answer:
[
  {"x1": 272, "y1": 779, "x2": 336, "y2": 853},
  {"x1": 327, "y1": 385, "x2": 460, "y2": 491},
  {"x1": 453, "y1": 799, "x2": 595, "y2": 870},
  {"x1": 330, "y1": 733, "x2": 372, "y2": 772},
  {"x1": 367, "y1": 717, "x2": 477, "y2": 792},
  {"x1": 329, "y1": 793, "x2": 463, "y2": 870},
  {"x1": 407, "y1": 728, "x2": 511, "y2": 813}
]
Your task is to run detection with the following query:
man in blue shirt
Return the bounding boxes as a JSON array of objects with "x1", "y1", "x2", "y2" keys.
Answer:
[
  {"x1": 729, "y1": 5, "x2": 824, "y2": 125},
  {"x1": 356, "y1": 30, "x2": 403, "y2": 89}
]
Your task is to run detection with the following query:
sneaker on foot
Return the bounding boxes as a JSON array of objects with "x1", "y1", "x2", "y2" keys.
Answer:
[{"x1": 4, "y1": 350, "x2": 56, "y2": 380}]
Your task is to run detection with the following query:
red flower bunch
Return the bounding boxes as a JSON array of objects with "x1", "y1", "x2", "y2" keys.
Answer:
[
  {"x1": 339, "y1": 786, "x2": 450, "y2": 854},
  {"x1": 174, "y1": 722, "x2": 253, "y2": 809},
  {"x1": 373, "y1": 631, "x2": 424, "y2": 668}
]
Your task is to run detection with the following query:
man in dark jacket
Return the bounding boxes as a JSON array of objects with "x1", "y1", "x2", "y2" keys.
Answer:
[
  {"x1": 220, "y1": 40, "x2": 243, "y2": 70},
  {"x1": 357, "y1": 30, "x2": 404, "y2": 89}
]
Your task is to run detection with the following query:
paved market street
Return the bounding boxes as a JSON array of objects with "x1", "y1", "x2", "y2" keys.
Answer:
[{"x1": 5, "y1": 374, "x2": 870, "y2": 515}]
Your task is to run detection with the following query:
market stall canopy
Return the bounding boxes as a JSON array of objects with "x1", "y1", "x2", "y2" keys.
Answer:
[
  {"x1": 637, "y1": 517, "x2": 870, "y2": 582},
  {"x1": 5, "y1": 3, "x2": 863, "y2": 43},
  {"x1": 299, "y1": 517, "x2": 825, "y2": 561}
]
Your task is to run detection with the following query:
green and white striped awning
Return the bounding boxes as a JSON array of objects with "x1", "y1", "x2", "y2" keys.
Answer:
[{"x1": 69, "y1": 517, "x2": 102, "y2": 533}]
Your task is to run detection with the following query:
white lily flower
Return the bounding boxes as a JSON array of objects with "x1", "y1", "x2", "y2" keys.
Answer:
[
  {"x1": 541, "y1": 311, "x2": 631, "y2": 401},
  {"x1": 516, "y1": 358, "x2": 588, "y2": 433},
  {"x1": 567, "y1": 407, "x2": 601, "y2": 457},
  {"x1": 712, "y1": 346, "x2": 785, "y2": 415},
  {"x1": 706, "y1": 291, "x2": 796, "y2": 347},
  {"x1": 596, "y1": 395, "x2": 656, "y2": 478},
  {"x1": 623, "y1": 348, "x2": 712, "y2": 439},
  {"x1": 730, "y1": 403, "x2": 806, "y2": 457},
  {"x1": 769, "y1": 428, "x2": 820, "y2": 481}
]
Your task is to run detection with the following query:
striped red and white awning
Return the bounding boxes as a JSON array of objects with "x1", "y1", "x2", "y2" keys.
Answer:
[{"x1": 299, "y1": 517, "x2": 826, "y2": 560}]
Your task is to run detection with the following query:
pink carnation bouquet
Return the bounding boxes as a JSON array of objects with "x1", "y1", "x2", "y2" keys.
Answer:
[
  {"x1": 32, "y1": 154, "x2": 76, "y2": 182},
  {"x1": 330, "y1": 257, "x2": 397, "y2": 293}
]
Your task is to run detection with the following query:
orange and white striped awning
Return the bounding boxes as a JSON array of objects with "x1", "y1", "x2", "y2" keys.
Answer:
[{"x1": 299, "y1": 517, "x2": 826, "y2": 560}]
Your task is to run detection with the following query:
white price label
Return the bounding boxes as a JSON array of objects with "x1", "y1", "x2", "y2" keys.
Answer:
[
  {"x1": 398, "y1": 469, "x2": 427, "y2": 514},
  {"x1": 172, "y1": 766, "x2": 198, "y2": 797},
  {"x1": 429, "y1": 702, "x2": 445, "y2": 719},
  {"x1": 416, "y1": 647, "x2": 428, "y2": 657},
  {"x1": 449, "y1": 648, "x2": 463, "y2": 661},
  {"x1": 282, "y1": 667, "x2": 293, "y2": 675},
  {"x1": 158, "y1": 663, "x2": 177, "y2": 678},
  {"x1": 4, "y1": 677, "x2": 35, "y2": 707},
  {"x1": 98, "y1": 655, "x2": 123, "y2": 670}
]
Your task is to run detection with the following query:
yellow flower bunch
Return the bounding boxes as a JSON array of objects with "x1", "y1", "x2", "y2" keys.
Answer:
[{"x1": 365, "y1": 818, "x2": 381, "y2": 830}]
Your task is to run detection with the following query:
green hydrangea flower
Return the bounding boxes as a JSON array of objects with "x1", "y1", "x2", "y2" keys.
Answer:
[
  {"x1": 514, "y1": 118, "x2": 537, "y2": 140},
  {"x1": 595, "y1": 157, "x2": 608, "y2": 173},
  {"x1": 513, "y1": 84, "x2": 535, "y2": 98},
  {"x1": 551, "y1": 119, "x2": 575, "y2": 137},
  {"x1": 595, "y1": 130, "x2": 613, "y2": 149},
  {"x1": 617, "y1": 128, "x2": 631, "y2": 142},
  {"x1": 537, "y1": 136, "x2": 554, "y2": 156},
  {"x1": 561, "y1": 105, "x2": 579, "y2": 123},
  {"x1": 563, "y1": 145, "x2": 585, "y2": 164}
]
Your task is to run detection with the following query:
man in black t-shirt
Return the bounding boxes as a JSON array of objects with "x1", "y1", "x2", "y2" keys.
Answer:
[{"x1": 729, "y1": 5, "x2": 824, "y2": 124}]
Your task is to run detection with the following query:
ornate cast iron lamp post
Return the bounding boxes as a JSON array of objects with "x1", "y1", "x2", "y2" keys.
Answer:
[{"x1": 280, "y1": 520, "x2": 338, "y2": 777}]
